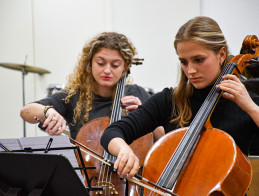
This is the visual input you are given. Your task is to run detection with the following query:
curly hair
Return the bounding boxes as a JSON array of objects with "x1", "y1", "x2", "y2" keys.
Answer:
[
  {"x1": 171, "y1": 16, "x2": 230, "y2": 127},
  {"x1": 64, "y1": 32, "x2": 137, "y2": 125}
]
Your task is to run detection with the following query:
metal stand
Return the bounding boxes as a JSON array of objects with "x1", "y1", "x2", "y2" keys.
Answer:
[
  {"x1": 22, "y1": 67, "x2": 27, "y2": 137},
  {"x1": 0, "y1": 59, "x2": 51, "y2": 138},
  {"x1": 0, "y1": 136, "x2": 102, "y2": 194}
]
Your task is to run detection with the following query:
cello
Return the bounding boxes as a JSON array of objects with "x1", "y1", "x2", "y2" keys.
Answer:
[
  {"x1": 75, "y1": 60, "x2": 154, "y2": 195},
  {"x1": 140, "y1": 35, "x2": 259, "y2": 195}
]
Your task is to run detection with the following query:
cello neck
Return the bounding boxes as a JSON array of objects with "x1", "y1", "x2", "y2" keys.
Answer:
[
  {"x1": 110, "y1": 75, "x2": 126, "y2": 124},
  {"x1": 103, "y1": 75, "x2": 126, "y2": 163}
]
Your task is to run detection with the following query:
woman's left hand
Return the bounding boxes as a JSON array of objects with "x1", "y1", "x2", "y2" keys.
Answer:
[
  {"x1": 216, "y1": 74, "x2": 254, "y2": 113},
  {"x1": 121, "y1": 96, "x2": 142, "y2": 112}
]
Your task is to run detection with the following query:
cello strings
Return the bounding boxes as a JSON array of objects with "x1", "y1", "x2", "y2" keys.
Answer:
[
  {"x1": 103, "y1": 75, "x2": 124, "y2": 161},
  {"x1": 165, "y1": 63, "x2": 233, "y2": 187},
  {"x1": 106, "y1": 75, "x2": 126, "y2": 191},
  {"x1": 108, "y1": 171, "x2": 113, "y2": 195},
  {"x1": 159, "y1": 63, "x2": 236, "y2": 189},
  {"x1": 112, "y1": 75, "x2": 125, "y2": 123},
  {"x1": 104, "y1": 76, "x2": 125, "y2": 162},
  {"x1": 110, "y1": 75, "x2": 126, "y2": 123},
  {"x1": 98, "y1": 75, "x2": 126, "y2": 192},
  {"x1": 104, "y1": 164, "x2": 109, "y2": 194},
  {"x1": 165, "y1": 63, "x2": 234, "y2": 188}
]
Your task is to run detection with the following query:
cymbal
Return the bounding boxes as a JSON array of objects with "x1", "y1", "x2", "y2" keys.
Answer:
[{"x1": 0, "y1": 63, "x2": 51, "y2": 74}]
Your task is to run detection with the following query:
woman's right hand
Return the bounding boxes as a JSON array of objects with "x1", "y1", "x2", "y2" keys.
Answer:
[
  {"x1": 20, "y1": 103, "x2": 66, "y2": 135},
  {"x1": 42, "y1": 108, "x2": 67, "y2": 135},
  {"x1": 108, "y1": 138, "x2": 140, "y2": 178}
]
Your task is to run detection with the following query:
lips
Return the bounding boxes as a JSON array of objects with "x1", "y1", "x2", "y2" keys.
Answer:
[
  {"x1": 102, "y1": 76, "x2": 112, "y2": 80},
  {"x1": 190, "y1": 77, "x2": 201, "y2": 82}
]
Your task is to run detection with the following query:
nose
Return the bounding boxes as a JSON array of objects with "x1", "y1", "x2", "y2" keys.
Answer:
[
  {"x1": 104, "y1": 64, "x2": 111, "y2": 74},
  {"x1": 187, "y1": 63, "x2": 197, "y2": 75}
]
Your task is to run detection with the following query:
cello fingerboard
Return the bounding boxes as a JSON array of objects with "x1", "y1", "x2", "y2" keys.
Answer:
[{"x1": 103, "y1": 75, "x2": 126, "y2": 162}]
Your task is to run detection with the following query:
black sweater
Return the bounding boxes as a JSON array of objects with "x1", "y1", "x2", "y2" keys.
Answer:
[
  {"x1": 35, "y1": 84, "x2": 150, "y2": 139},
  {"x1": 101, "y1": 86, "x2": 259, "y2": 155}
]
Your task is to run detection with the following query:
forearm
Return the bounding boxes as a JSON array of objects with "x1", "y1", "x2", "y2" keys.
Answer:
[
  {"x1": 20, "y1": 103, "x2": 46, "y2": 123},
  {"x1": 108, "y1": 137, "x2": 129, "y2": 156},
  {"x1": 108, "y1": 137, "x2": 139, "y2": 178}
]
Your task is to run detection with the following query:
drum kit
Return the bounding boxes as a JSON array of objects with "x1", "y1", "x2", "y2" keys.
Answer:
[{"x1": 0, "y1": 62, "x2": 50, "y2": 137}]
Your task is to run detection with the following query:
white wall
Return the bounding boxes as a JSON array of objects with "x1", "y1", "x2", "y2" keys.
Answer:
[
  {"x1": 112, "y1": 0, "x2": 199, "y2": 91},
  {"x1": 0, "y1": 0, "x2": 113, "y2": 138},
  {"x1": 0, "y1": 0, "x2": 259, "y2": 139},
  {"x1": 200, "y1": 0, "x2": 259, "y2": 55},
  {"x1": 0, "y1": 0, "x2": 34, "y2": 138}
]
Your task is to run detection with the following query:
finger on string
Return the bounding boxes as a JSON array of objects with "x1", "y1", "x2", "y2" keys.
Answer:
[
  {"x1": 220, "y1": 84, "x2": 240, "y2": 96},
  {"x1": 125, "y1": 105, "x2": 138, "y2": 112},
  {"x1": 222, "y1": 74, "x2": 240, "y2": 82},
  {"x1": 221, "y1": 92, "x2": 235, "y2": 101},
  {"x1": 121, "y1": 103, "x2": 131, "y2": 109},
  {"x1": 122, "y1": 96, "x2": 139, "y2": 104}
]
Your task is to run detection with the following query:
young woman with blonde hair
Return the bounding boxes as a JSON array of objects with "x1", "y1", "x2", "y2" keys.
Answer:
[{"x1": 101, "y1": 16, "x2": 259, "y2": 179}]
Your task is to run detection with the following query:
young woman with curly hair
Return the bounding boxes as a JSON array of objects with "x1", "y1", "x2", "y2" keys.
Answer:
[{"x1": 20, "y1": 32, "x2": 164, "y2": 140}]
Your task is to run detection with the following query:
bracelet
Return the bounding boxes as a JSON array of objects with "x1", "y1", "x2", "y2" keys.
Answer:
[{"x1": 43, "y1": 105, "x2": 53, "y2": 119}]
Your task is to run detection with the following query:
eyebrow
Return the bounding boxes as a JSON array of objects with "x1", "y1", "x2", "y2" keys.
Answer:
[
  {"x1": 94, "y1": 56, "x2": 123, "y2": 63},
  {"x1": 179, "y1": 55, "x2": 204, "y2": 60}
]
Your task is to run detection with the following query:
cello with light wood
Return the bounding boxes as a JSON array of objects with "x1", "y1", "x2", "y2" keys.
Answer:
[
  {"x1": 75, "y1": 63, "x2": 154, "y2": 195},
  {"x1": 141, "y1": 35, "x2": 259, "y2": 196}
]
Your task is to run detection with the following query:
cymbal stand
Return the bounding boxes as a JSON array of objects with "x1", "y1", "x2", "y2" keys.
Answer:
[{"x1": 22, "y1": 67, "x2": 27, "y2": 137}]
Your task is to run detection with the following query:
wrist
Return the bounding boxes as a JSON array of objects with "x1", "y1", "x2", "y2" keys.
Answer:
[{"x1": 43, "y1": 105, "x2": 53, "y2": 119}]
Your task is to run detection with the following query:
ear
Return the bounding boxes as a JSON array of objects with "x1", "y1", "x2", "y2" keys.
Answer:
[
  {"x1": 219, "y1": 47, "x2": 227, "y2": 64},
  {"x1": 124, "y1": 62, "x2": 129, "y2": 69},
  {"x1": 123, "y1": 62, "x2": 129, "y2": 73}
]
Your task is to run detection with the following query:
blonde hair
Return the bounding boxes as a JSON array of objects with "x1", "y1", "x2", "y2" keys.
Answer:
[
  {"x1": 64, "y1": 32, "x2": 137, "y2": 125},
  {"x1": 171, "y1": 16, "x2": 230, "y2": 127}
]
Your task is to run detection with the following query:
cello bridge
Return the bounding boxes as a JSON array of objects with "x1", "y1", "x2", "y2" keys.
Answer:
[{"x1": 96, "y1": 181, "x2": 118, "y2": 195}]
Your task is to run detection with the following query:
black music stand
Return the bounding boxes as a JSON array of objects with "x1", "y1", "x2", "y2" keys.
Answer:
[{"x1": 0, "y1": 152, "x2": 89, "y2": 196}]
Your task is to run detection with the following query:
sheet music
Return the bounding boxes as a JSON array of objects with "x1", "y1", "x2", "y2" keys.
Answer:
[
  {"x1": 0, "y1": 138, "x2": 23, "y2": 151},
  {"x1": 0, "y1": 135, "x2": 85, "y2": 186}
]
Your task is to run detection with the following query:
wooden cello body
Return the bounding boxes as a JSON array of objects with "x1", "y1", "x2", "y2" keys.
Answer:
[
  {"x1": 76, "y1": 116, "x2": 153, "y2": 195},
  {"x1": 143, "y1": 128, "x2": 252, "y2": 196},
  {"x1": 75, "y1": 73, "x2": 153, "y2": 195},
  {"x1": 141, "y1": 35, "x2": 259, "y2": 196}
]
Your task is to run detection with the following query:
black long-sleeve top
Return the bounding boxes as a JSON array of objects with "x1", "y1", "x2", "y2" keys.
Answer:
[
  {"x1": 101, "y1": 86, "x2": 259, "y2": 155},
  {"x1": 35, "y1": 84, "x2": 150, "y2": 139}
]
